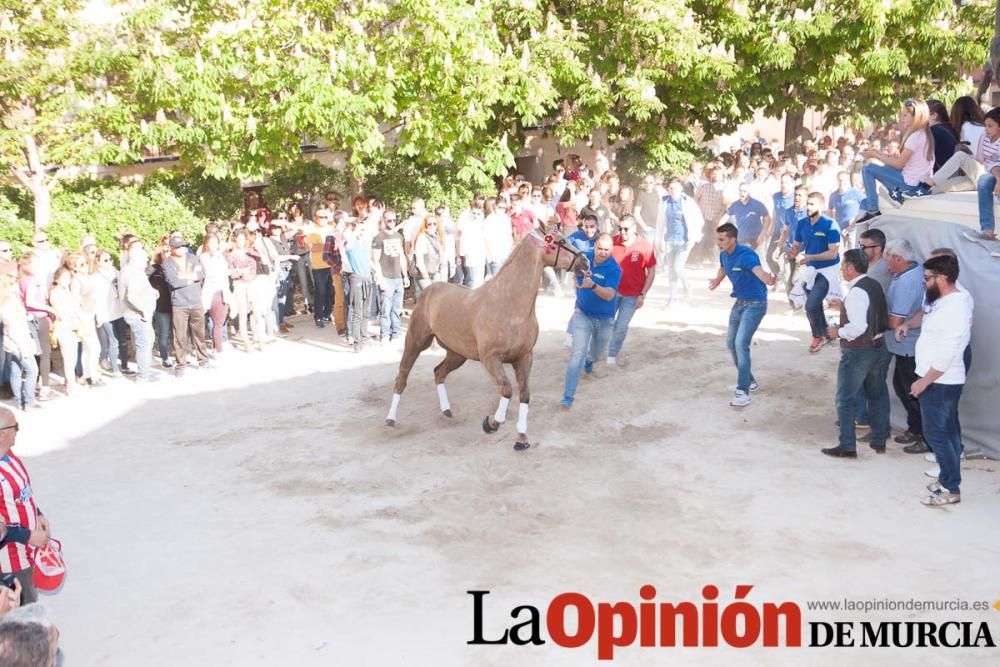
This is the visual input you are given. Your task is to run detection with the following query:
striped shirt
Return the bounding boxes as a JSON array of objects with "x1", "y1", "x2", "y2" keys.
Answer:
[
  {"x1": 975, "y1": 133, "x2": 1000, "y2": 171},
  {"x1": 0, "y1": 452, "x2": 40, "y2": 572}
]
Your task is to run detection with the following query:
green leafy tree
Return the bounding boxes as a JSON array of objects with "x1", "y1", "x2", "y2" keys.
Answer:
[
  {"x1": 0, "y1": 0, "x2": 145, "y2": 229},
  {"x1": 122, "y1": 0, "x2": 739, "y2": 187},
  {"x1": 690, "y1": 0, "x2": 992, "y2": 153}
]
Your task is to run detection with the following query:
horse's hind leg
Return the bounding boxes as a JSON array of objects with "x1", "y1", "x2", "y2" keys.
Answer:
[
  {"x1": 433, "y1": 349, "x2": 467, "y2": 418},
  {"x1": 386, "y1": 325, "x2": 434, "y2": 427},
  {"x1": 480, "y1": 354, "x2": 513, "y2": 434}
]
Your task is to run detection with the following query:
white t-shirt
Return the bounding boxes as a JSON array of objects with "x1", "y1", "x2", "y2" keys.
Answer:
[
  {"x1": 901, "y1": 130, "x2": 934, "y2": 187},
  {"x1": 483, "y1": 212, "x2": 514, "y2": 264},
  {"x1": 457, "y1": 210, "x2": 487, "y2": 264},
  {"x1": 961, "y1": 121, "x2": 986, "y2": 151},
  {"x1": 915, "y1": 290, "x2": 973, "y2": 384}
]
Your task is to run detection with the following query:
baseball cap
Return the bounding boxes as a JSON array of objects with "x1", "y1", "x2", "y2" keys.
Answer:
[{"x1": 168, "y1": 232, "x2": 187, "y2": 248}]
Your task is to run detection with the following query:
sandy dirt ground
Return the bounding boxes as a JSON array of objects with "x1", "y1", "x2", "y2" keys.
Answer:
[{"x1": 12, "y1": 266, "x2": 999, "y2": 666}]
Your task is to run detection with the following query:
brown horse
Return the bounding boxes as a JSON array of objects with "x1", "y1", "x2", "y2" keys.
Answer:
[{"x1": 385, "y1": 228, "x2": 589, "y2": 450}]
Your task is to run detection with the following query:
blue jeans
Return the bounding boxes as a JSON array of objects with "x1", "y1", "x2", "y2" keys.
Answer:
[
  {"x1": 153, "y1": 311, "x2": 172, "y2": 363},
  {"x1": 861, "y1": 162, "x2": 912, "y2": 211},
  {"x1": 726, "y1": 300, "x2": 767, "y2": 393},
  {"x1": 663, "y1": 241, "x2": 692, "y2": 298},
  {"x1": 275, "y1": 269, "x2": 294, "y2": 326},
  {"x1": 312, "y1": 268, "x2": 333, "y2": 321},
  {"x1": 836, "y1": 345, "x2": 891, "y2": 450},
  {"x1": 379, "y1": 278, "x2": 404, "y2": 339},
  {"x1": 97, "y1": 321, "x2": 120, "y2": 373},
  {"x1": 463, "y1": 261, "x2": 485, "y2": 289},
  {"x1": 919, "y1": 382, "x2": 964, "y2": 494},
  {"x1": 7, "y1": 349, "x2": 38, "y2": 409},
  {"x1": 977, "y1": 171, "x2": 997, "y2": 233},
  {"x1": 348, "y1": 274, "x2": 373, "y2": 344},
  {"x1": 608, "y1": 295, "x2": 639, "y2": 359},
  {"x1": 111, "y1": 318, "x2": 130, "y2": 370},
  {"x1": 124, "y1": 316, "x2": 154, "y2": 380},
  {"x1": 562, "y1": 309, "x2": 614, "y2": 404},
  {"x1": 853, "y1": 343, "x2": 891, "y2": 425},
  {"x1": 805, "y1": 272, "x2": 829, "y2": 338}
]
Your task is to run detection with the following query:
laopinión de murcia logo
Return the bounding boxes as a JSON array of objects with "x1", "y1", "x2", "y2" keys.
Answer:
[{"x1": 467, "y1": 586, "x2": 998, "y2": 660}]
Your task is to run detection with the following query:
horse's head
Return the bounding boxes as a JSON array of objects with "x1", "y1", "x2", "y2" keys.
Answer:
[{"x1": 532, "y1": 225, "x2": 590, "y2": 278}]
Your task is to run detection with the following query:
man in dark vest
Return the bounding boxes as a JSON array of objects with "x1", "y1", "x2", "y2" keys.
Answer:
[{"x1": 821, "y1": 248, "x2": 891, "y2": 458}]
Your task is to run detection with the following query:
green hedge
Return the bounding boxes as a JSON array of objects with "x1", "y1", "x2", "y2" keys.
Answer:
[{"x1": 51, "y1": 180, "x2": 206, "y2": 257}]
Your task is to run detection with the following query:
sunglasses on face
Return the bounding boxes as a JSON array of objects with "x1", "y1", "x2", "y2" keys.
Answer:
[
  {"x1": 34, "y1": 238, "x2": 48, "y2": 244},
  {"x1": 0, "y1": 247, "x2": 11, "y2": 253},
  {"x1": 0, "y1": 424, "x2": 18, "y2": 433}
]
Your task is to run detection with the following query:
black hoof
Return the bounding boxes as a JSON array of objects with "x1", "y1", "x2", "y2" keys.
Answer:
[
  {"x1": 385, "y1": 419, "x2": 396, "y2": 428},
  {"x1": 482, "y1": 416, "x2": 499, "y2": 433},
  {"x1": 442, "y1": 409, "x2": 453, "y2": 418},
  {"x1": 513, "y1": 441, "x2": 531, "y2": 451}
]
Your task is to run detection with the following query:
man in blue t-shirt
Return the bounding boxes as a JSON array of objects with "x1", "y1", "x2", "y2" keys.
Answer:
[
  {"x1": 566, "y1": 214, "x2": 599, "y2": 254},
  {"x1": 561, "y1": 233, "x2": 621, "y2": 409},
  {"x1": 788, "y1": 191, "x2": 841, "y2": 353},
  {"x1": 767, "y1": 174, "x2": 796, "y2": 278},
  {"x1": 342, "y1": 221, "x2": 374, "y2": 353},
  {"x1": 778, "y1": 185, "x2": 808, "y2": 293},
  {"x1": 725, "y1": 183, "x2": 771, "y2": 249},
  {"x1": 709, "y1": 222, "x2": 776, "y2": 407},
  {"x1": 827, "y1": 171, "x2": 865, "y2": 231}
]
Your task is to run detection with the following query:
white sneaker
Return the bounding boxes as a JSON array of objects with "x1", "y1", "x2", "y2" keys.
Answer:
[
  {"x1": 728, "y1": 380, "x2": 759, "y2": 393},
  {"x1": 924, "y1": 465, "x2": 940, "y2": 479},
  {"x1": 924, "y1": 453, "x2": 937, "y2": 463},
  {"x1": 729, "y1": 390, "x2": 751, "y2": 407}
]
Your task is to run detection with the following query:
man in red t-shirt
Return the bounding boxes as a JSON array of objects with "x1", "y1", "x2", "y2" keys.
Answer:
[
  {"x1": 608, "y1": 215, "x2": 657, "y2": 366},
  {"x1": 508, "y1": 195, "x2": 537, "y2": 242}
]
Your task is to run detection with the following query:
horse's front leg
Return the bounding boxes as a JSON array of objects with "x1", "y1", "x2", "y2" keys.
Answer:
[{"x1": 511, "y1": 352, "x2": 533, "y2": 451}]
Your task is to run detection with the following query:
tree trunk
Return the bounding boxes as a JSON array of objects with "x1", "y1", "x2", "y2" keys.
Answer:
[
  {"x1": 783, "y1": 109, "x2": 806, "y2": 157},
  {"x1": 32, "y1": 178, "x2": 51, "y2": 231}
]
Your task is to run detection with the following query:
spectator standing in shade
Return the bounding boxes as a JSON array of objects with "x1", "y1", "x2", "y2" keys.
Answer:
[
  {"x1": 883, "y1": 239, "x2": 928, "y2": 453},
  {"x1": 163, "y1": 233, "x2": 209, "y2": 374},
  {"x1": 119, "y1": 240, "x2": 159, "y2": 382},
  {"x1": 911, "y1": 255, "x2": 972, "y2": 507},
  {"x1": 820, "y1": 249, "x2": 890, "y2": 458},
  {"x1": 372, "y1": 216, "x2": 409, "y2": 343}
]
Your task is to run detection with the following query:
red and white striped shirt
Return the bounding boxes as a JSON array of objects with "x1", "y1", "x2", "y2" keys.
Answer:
[{"x1": 0, "y1": 452, "x2": 40, "y2": 572}]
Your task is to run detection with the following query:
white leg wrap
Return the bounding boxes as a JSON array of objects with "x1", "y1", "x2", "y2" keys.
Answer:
[
  {"x1": 516, "y1": 403, "x2": 529, "y2": 434},
  {"x1": 387, "y1": 393, "x2": 401, "y2": 421},
  {"x1": 494, "y1": 396, "x2": 510, "y2": 423},
  {"x1": 437, "y1": 384, "x2": 450, "y2": 411}
]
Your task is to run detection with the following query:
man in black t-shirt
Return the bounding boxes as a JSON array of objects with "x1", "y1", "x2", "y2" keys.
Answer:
[
  {"x1": 371, "y1": 219, "x2": 409, "y2": 343},
  {"x1": 579, "y1": 189, "x2": 613, "y2": 235}
]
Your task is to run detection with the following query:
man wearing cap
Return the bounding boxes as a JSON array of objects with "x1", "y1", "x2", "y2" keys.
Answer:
[
  {"x1": 0, "y1": 407, "x2": 51, "y2": 604},
  {"x1": 163, "y1": 233, "x2": 210, "y2": 374}
]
